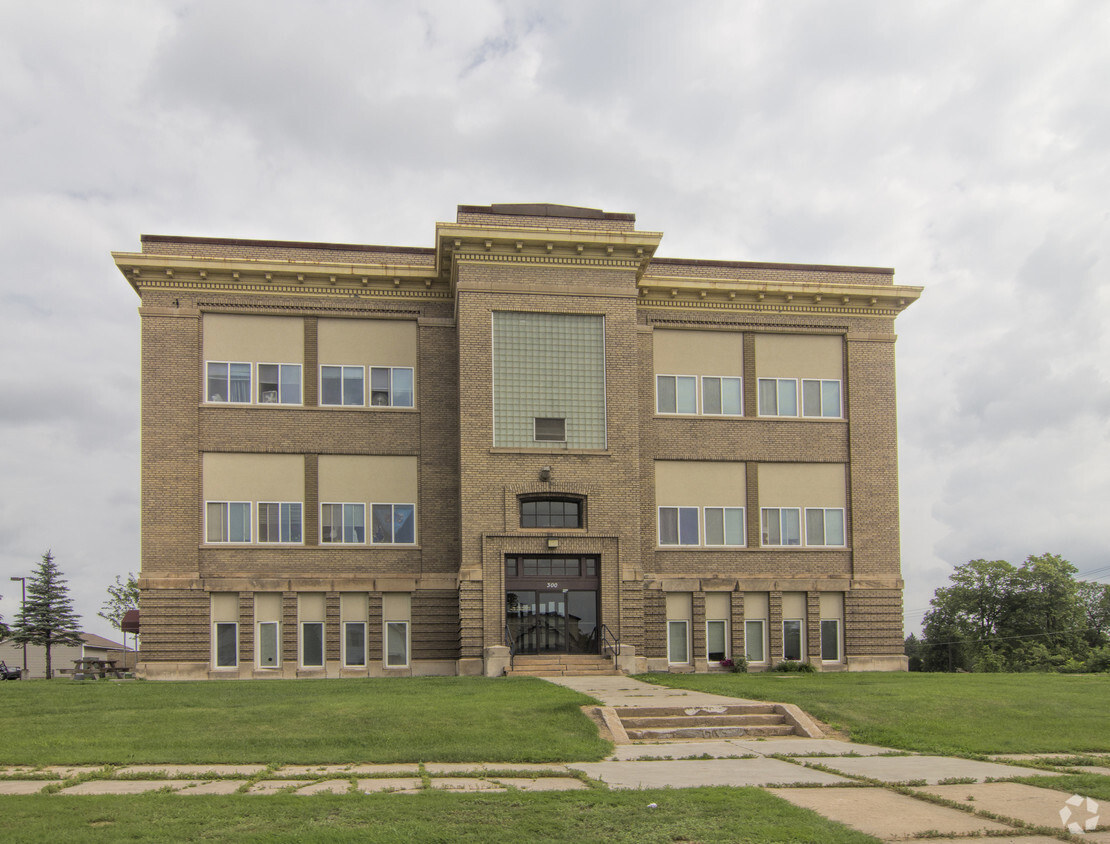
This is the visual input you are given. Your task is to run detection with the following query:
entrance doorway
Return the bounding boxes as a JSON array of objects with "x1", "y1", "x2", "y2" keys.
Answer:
[{"x1": 505, "y1": 556, "x2": 599, "y2": 655}]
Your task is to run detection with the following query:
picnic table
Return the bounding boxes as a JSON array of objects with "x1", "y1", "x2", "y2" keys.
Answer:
[{"x1": 72, "y1": 657, "x2": 125, "y2": 680}]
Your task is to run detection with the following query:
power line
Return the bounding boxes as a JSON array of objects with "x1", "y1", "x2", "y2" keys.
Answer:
[{"x1": 921, "y1": 624, "x2": 1106, "y2": 649}]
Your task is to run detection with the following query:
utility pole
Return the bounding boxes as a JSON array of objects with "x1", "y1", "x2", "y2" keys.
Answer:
[{"x1": 9, "y1": 576, "x2": 26, "y2": 673}]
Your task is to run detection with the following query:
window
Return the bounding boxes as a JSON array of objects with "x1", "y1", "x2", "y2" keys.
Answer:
[
  {"x1": 656, "y1": 375, "x2": 697, "y2": 414},
  {"x1": 802, "y1": 379, "x2": 841, "y2": 418},
  {"x1": 534, "y1": 417, "x2": 566, "y2": 442},
  {"x1": 707, "y1": 619, "x2": 728, "y2": 662},
  {"x1": 257, "y1": 621, "x2": 279, "y2": 668},
  {"x1": 701, "y1": 377, "x2": 742, "y2": 416},
  {"x1": 321, "y1": 503, "x2": 365, "y2": 543},
  {"x1": 214, "y1": 622, "x2": 238, "y2": 667},
  {"x1": 206, "y1": 502, "x2": 251, "y2": 543},
  {"x1": 659, "y1": 507, "x2": 699, "y2": 546},
  {"x1": 385, "y1": 621, "x2": 409, "y2": 667},
  {"x1": 757, "y1": 378, "x2": 798, "y2": 416},
  {"x1": 783, "y1": 620, "x2": 804, "y2": 661},
  {"x1": 761, "y1": 508, "x2": 801, "y2": 546},
  {"x1": 257, "y1": 363, "x2": 302, "y2": 404},
  {"x1": 805, "y1": 508, "x2": 845, "y2": 547},
  {"x1": 505, "y1": 556, "x2": 596, "y2": 577},
  {"x1": 667, "y1": 620, "x2": 689, "y2": 664},
  {"x1": 207, "y1": 362, "x2": 251, "y2": 403},
  {"x1": 344, "y1": 622, "x2": 366, "y2": 667},
  {"x1": 257, "y1": 503, "x2": 303, "y2": 544},
  {"x1": 745, "y1": 620, "x2": 766, "y2": 663},
  {"x1": 821, "y1": 619, "x2": 840, "y2": 662},
  {"x1": 371, "y1": 504, "x2": 416, "y2": 544},
  {"x1": 301, "y1": 622, "x2": 324, "y2": 667},
  {"x1": 370, "y1": 367, "x2": 414, "y2": 407},
  {"x1": 520, "y1": 498, "x2": 583, "y2": 529},
  {"x1": 320, "y1": 365, "x2": 364, "y2": 406},
  {"x1": 704, "y1": 507, "x2": 745, "y2": 546}
]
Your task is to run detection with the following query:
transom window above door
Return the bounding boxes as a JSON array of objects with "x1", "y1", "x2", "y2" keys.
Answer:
[{"x1": 520, "y1": 496, "x2": 584, "y2": 529}]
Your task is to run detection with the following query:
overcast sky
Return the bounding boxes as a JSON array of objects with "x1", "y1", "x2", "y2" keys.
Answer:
[{"x1": 1, "y1": 1, "x2": 1107, "y2": 642}]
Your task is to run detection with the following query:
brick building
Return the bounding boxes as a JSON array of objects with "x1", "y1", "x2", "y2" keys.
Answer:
[{"x1": 113, "y1": 203, "x2": 921, "y2": 679}]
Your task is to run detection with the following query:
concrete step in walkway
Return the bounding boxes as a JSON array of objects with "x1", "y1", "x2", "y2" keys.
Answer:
[{"x1": 616, "y1": 704, "x2": 796, "y2": 739}]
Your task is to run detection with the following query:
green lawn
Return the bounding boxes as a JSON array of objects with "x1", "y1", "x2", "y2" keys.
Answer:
[
  {"x1": 0, "y1": 677, "x2": 610, "y2": 765},
  {"x1": 640, "y1": 671, "x2": 1110, "y2": 755},
  {"x1": 0, "y1": 789, "x2": 878, "y2": 844}
]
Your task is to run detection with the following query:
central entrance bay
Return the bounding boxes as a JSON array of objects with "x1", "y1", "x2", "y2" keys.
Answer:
[{"x1": 505, "y1": 556, "x2": 600, "y2": 655}]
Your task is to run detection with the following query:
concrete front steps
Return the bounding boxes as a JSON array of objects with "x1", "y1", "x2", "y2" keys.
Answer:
[
  {"x1": 505, "y1": 655, "x2": 622, "y2": 677},
  {"x1": 616, "y1": 704, "x2": 798, "y2": 740}
]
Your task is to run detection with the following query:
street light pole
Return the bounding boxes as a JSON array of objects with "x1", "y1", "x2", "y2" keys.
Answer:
[{"x1": 9, "y1": 576, "x2": 27, "y2": 673}]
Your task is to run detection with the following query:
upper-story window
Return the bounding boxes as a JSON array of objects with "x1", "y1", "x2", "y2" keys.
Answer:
[
  {"x1": 320, "y1": 365, "x2": 414, "y2": 408},
  {"x1": 520, "y1": 497, "x2": 583, "y2": 529},
  {"x1": 654, "y1": 329, "x2": 744, "y2": 417},
  {"x1": 757, "y1": 463, "x2": 847, "y2": 548},
  {"x1": 371, "y1": 367, "x2": 414, "y2": 407},
  {"x1": 321, "y1": 366, "x2": 365, "y2": 406},
  {"x1": 657, "y1": 375, "x2": 742, "y2": 416},
  {"x1": 318, "y1": 318, "x2": 417, "y2": 410},
  {"x1": 203, "y1": 314, "x2": 304, "y2": 406},
  {"x1": 754, "y1": 333, "x2": 843, "y2": 419}
]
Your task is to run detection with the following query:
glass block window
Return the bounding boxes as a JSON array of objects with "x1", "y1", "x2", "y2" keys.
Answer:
[{"x1": 492, "y1": 312, "x2": 606, "y2": 448}]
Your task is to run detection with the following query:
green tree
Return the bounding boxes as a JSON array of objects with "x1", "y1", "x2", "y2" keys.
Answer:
[
  {"x1": 98, "y1": 573, "x2": 139, "y2": 648},
  {"x1": 1077, "y1": 580, "x2": 1110, "y2": 647},
  {"x1": 1001, "y1": 554, "x2": 1085, "y2": 668},
  {"x1": 921, "y1": 559, "x2": 1016, "y2": 671},
  {"x1": 10, "y1": 551, "x2": 83, "y2": 679}
]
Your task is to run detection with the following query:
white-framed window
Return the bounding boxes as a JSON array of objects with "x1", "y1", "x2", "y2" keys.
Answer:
[
  {"x1": 656, "y1": 375, "x2": 698, "y2": 414},
  {"x1": 701, "y1": 377, "x2": 743, "y2": 416},
  {"x1": 257, "y1": 363, "x2": 302, "y2": 405},
  {"x1": 370, "y1": 367, "x2": 414, "y2": 408},
  {"x1": 206, "y1": 501, "x2": 251, "y2": 543},
  {"x1": 257, "y1": 621, "x2": 280, "y2": 668},
  {"x1": 659, "y1": 506, "x2": 699, "y2": 546},
  {"x1": 745, "y1": 620, "x2": 766, "y2": 663},
  {"x1": 707, "y1": 619, "x2": 728, "y2": 662},
  {"x1": 213, "y1": 622, "x2": 238, "y2": 668},
  {"x1": 761, "y1": 507, "x2": 801, "y2": 547},
  {"x1": 783, "y1": 619, "x2": 804, "y2": 661},
  {"x1": 321, "y1": 503, "x2": 365, "y2": 543},
  {"x1": 667, "y1": 620, "x2": 690, "y2": 664},
  {"x1": 301, "y1": 622, "x2": 324, "y2": 668},
  {"x1": 804, "y1": 508, "x2": 845, "y2": 547},
  {"x1": 802, "y1": 379, "x2": 841, "y2": 418},
  {"x1": 704, "y1": 507, "x2": 746, "y2": 546},
  {"x1": 206, "y1": 362, "x2": 252, "y2": 403},
  {"x1": 385, "y1": 621, "x2": 409, "y2": 667},
  {"x1": 320, "y1": 365, "x2": 365, "y2": 406},
  {"x1": 820, "y1": 619, "x2": 841, "y2": 662},
  {"x1": 257, "y1": 502, "x2": 303, "y2": 544},
  {"x1": 371, "y1": 504, "x2": 416, "y2": 544},
  {"x1": 757, "y1": 378, "x2": 798, "y2": 417},
  {"x1": 344, "y1": 622, "x2": 367, "y2": 667},
  {"x1": 534, "y1": 417, "x2": 566, "y2": 442}
]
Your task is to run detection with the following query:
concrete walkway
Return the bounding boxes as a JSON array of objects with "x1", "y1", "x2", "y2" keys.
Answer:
[{"x1": 0, "y1": 673, "x2": 1104, "y2": 842}]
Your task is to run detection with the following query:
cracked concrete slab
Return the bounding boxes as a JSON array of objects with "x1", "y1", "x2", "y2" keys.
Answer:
[
  {"x1": 177, "y1": 780, "x2": 248, "y2": 794},
  {"x1": 0, "y1": 781, "x2": 48, "y2": 794},
  {"x1": 569, "y1": 757, "x2": 850, "y2": 789},
  {"x1": 811, "y1": 754, "x2": 1054, "y2": 784},
  {"x1": 428, "y1": 777, "x2": 505, "y2": 792},
  {"x1": 295, "y1": 779, "x2": 352, "y2": 795},
  {"x1": 921, "y1": 782, "x2": 1107, "y2": 833},
  {"x1": 494, "y1": 777, "x2": 588, "y2": 791},
  {"x1": 116, "y1": 764, "x2": 266, "y2": 777},
  {"x1": 734, "y1": 738, "x2": 898, "y2": 757},
  {"x1": 60, "y1": 780, "x2": 193, "y2": 794},
  {"x1": 768, "y1": 786, "x2": 1016, "y2": 839},
  {"x1": 355, "y1": 778, "x2": 423, "y2": 794},
  {"x1": 246, "y1": 780, "x2": 312, "y2": 794}
]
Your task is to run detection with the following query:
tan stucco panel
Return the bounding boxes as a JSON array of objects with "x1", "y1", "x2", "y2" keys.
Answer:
[
  {"x1": 318, "y1": 455, "x2": 417, "y2": 502},
  {"x1": 210, "y1": 592, "x2": 238, "y2": 622},
  {"x1": 755, "y1": 334, "x2": 842, "y2": 379},
  {"x1": 782, "y1": 591, "x2": 807, "y2": 619},
  {"x1": 202, "y1": 454, "x2": 305, "y2": 501},
  {"x1": 318, "y1": 318, "x2": 417, "y2": 366},
  {"x1": 382, "y1": 592, "x2": 412, "y2": 621},
  {"x1": 340, "y1": 593, "x2": 368, "y2": 622},
  {"x1": 819, "y1": 592, "x2": 844, "y2": 619},
  {"x1": 744, "y1": 592, "x2": 769, "y2": 620},
  {"x1": 203, "y1": 314, "x2": 304, "y2": 363},
  {"x1": 255, "y1": 593, "x2": 282, "y2": 622},
  {"x1": 653, "y1": 329, "x2": 743, "y2": 376},
  {"x1": 665, "y1": 592, "x2": 692, "y2": 620},
  {"x1": 299, "y1": 593, "x2": 326, "y2": 621},
  {"x1": 757, "y1": 463, "x2": 846, "y2": 508},
  {"x1": 655, "y1": 461, "x2": 746, "y2": 505},
  {"x1": 705, "y1": 592, "x2": 730, "y2": 620}
]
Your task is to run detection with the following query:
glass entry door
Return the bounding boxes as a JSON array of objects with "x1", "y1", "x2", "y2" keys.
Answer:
[{"x1": 505, "y1": 556, "x2": 600, "y2": 655}]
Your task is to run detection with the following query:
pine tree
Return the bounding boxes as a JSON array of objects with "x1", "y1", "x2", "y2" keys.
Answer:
[{"x1": 10, "y1": 551, "x2": 83, "y2": 679}]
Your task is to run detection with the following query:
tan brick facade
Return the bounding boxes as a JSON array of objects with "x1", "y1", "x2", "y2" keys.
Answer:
[{"x1": 115, "y1": 203, "x2": 920, "y2": 678}]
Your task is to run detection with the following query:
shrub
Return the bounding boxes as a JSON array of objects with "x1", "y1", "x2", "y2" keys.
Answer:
[
  {"x1": 720, "y1": 656, "x2": 748, "y2": 673},
  {"x1": 772, "y1": 660, "x2": 815, "y2": 673}
]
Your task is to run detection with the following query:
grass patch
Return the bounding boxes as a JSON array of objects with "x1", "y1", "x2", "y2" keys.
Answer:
[
  {"x1": 1001, "y1": 772, "x2": 1110, "y2": 802},
  {"x1": 639, "y1": 671, "x2": 1110, "y2": 755},
  {"x1": 0, "y1": 677, "x2": 610, "y2": 765},
  {"x1": 0, "y1": 789, "x2": 879, "y2": 844}
]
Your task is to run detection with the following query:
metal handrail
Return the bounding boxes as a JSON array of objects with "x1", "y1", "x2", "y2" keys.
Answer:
[
  {"x1": 504, "y1": 624, "x2": 517, "y2": 672},
  {"x1": 599, "y1": 624, "x2": 620, "y2": 664}
]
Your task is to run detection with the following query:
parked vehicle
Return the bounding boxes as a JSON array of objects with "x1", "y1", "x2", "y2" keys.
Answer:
[{"x1": 0, "y1": 661, "x2": 22, "y2": 680}]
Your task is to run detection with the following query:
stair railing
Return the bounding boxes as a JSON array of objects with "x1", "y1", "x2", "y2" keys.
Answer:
[
  {"x1": 504, "y1": 624, "x2": 517, "y2": 672},
  {"x1": 599, "y1": 624, "x2": 620, "y2": 666}
]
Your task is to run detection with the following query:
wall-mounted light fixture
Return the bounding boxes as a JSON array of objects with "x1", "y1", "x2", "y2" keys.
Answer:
[
  {"x1": 539, "y1": 466, "x2": 552, "y2": 482},
  {"x1": 547, "y1": 538, "x2": 559, "y2": 549}
]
